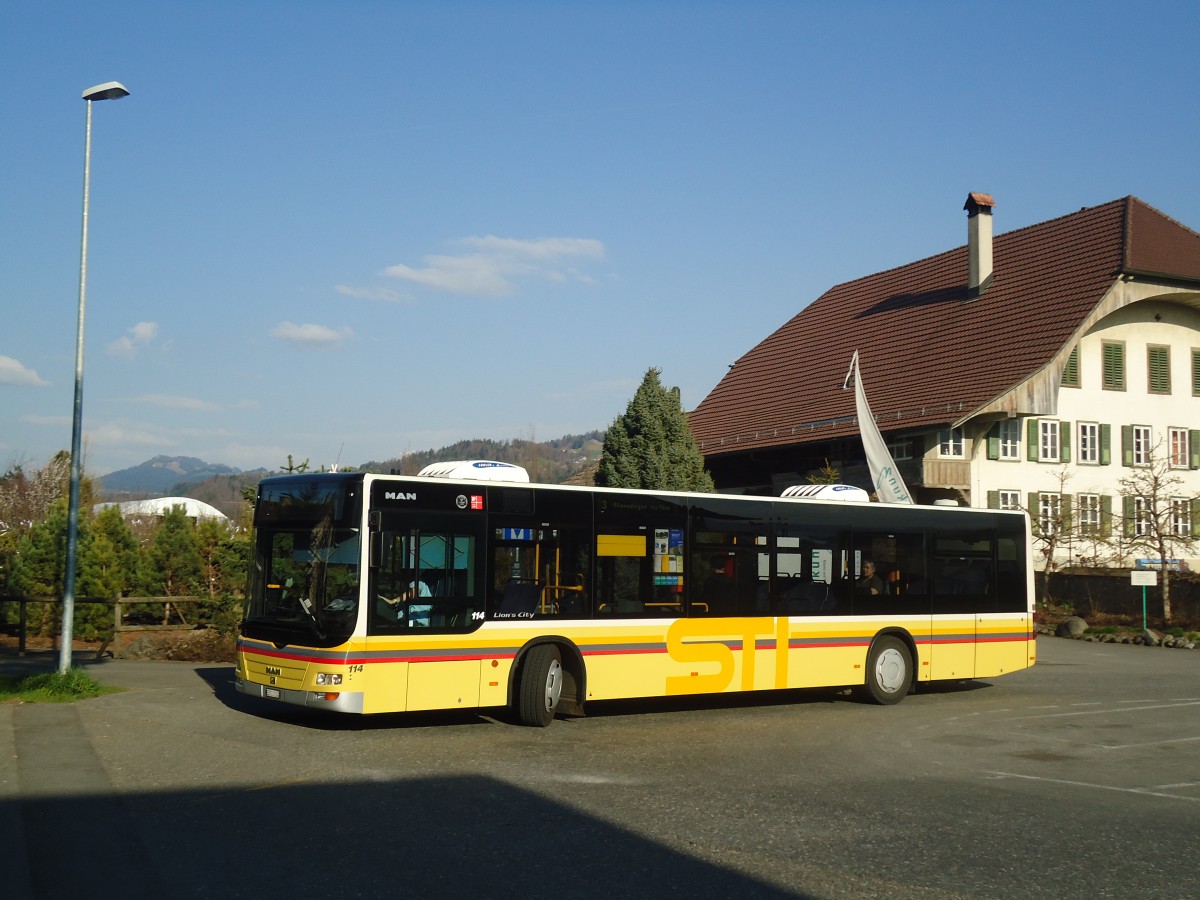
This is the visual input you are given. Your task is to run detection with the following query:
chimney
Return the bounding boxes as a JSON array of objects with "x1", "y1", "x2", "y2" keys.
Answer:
[{"x1": 964, "y1": 192, "x2": 995, "y2": 299}]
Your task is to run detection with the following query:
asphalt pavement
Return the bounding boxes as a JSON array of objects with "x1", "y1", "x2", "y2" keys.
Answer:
[{"x1": 2, "y1": 638, "x2": 1197, "y2": 899}]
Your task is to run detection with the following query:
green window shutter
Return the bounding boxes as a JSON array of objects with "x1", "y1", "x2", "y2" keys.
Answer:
[
  {"x1": 1103, "y1": 342, "x2": 1125, "y2": 390},
  {"x1": 1061, "y1": 494, "x2": 1073, "y2": 533},
  {"x1": 987, "y1": 490, "x2": 999, "y2": 509},
  {"x1": 1193, "y1": 498, "x2": 1200, "y2": 539},
  {"x1": 1190, "y1": 430, "x2": 1200, "y2": 470},
  {"x1": 1100, "y1": 423, "x2": 1112, "y2": 466},
  {"x1": 1121, "y1": 425, "x2": 1134, "y2": 467},
  {"x1": 1122, "y1": 495, "x2": 1135, "y2": 537},
  {"x1": 1100, "y1": 495, "x2": 1113, "y2": 538},
  {"x1": 1059, "y1": 420, "x2": 1071, "y2": 463},
  {"x1": 1028, "y1": 492, "x2": 1040, "y2": 534},
  {"x1": 1147, "y1": 346, "x2": 1170, "y2": 394},
  {"x1": 1061, "y1": 346, "x2": 1080, "y2": 387},
  {"x1": 1027, "y1": 419, "x2": 1039, "y2": 461},
  {"x1": 1193, "y1": 349, "x2": 1200, "y2": 396},
  {"x1": 986, "y1": 423, "x2": 1000, "y2": 460}
]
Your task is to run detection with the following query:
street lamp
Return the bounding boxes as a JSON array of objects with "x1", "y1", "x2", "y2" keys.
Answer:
[{"x1": 60, "y1": 81, "x2": 130, "y2": 674}]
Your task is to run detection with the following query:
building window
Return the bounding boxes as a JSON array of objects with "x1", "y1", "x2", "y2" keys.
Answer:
[
  {"x1": 1123, "y1": 425, "x2": 1153, "y2": 467},
  {"x1": 1029, "y1": 419, "x2": 1070, "y2": 463},
  {"x1": 1102, "y1": 341, "x2": 1125, "y2": 390},
  {"x1": 1171, "y1": 498, "x2": 1192, "y2": 538},
  {"x1": 939, "y1": 428, "x2": 963, "y2": 458},
  {"x1": 888, "y1": 439, "x2": 913, "y2": 460},
  {"x1": 1039, "y1": 420, "x2": 1061, "y2": 462},
  {"x1": 1078, "y1": 422, "x2": 1099, "y2": 464},
  {"x1": 1133, "y1": 425, "x2": 1152, "y2": 466},
  {"x1": 1061, "y1": 346, "x2": 1080, "y2": 387},
  {"x1": 998, "y1": 419, "x2": 1020, "y2": 460},
  {"x1": 1147, "y1": 345, "x2": 1171, "y2": 394},
  {"x1": 1039, "y1": 493, "x2": 1062, "y2": 536},
  {"x1": 1077, "y1": 494, "x2": 1101, "y2": 536},
  {"x1": 1169, "y1": 427, "x2": 1190, "y2": 469},
  {"x1": 1133, "y1": 497, "x2": 1151, "y2": 537},
  {"x1": 998, "y1": 490, "x2": 1020, "y2": 510}
]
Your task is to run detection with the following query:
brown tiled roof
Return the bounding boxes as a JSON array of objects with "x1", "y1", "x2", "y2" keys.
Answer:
[{"x1": 690, "y1": 197, "x2": 1200, "y2": 456}]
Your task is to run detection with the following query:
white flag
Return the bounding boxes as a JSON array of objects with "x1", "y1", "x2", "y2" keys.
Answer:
[{"x1": 843, "y1": 351, "x2": 912, "y2": 504}]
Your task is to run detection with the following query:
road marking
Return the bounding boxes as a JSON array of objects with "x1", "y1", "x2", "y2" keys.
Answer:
[
  {"x1": 1100, "y1": 735, "x2": 1200, "y2": 751},
  {"x1": 1007, "y1": 700, "x2": 1200, "y2": 721},
  {"x1": 988, "y1": 771, "x2": 1200, "y2": 804}
]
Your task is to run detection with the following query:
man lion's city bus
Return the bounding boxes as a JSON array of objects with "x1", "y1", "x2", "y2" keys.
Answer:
[{"x1": 235, "y1": 461, "x2": 1035, "y2": 726}]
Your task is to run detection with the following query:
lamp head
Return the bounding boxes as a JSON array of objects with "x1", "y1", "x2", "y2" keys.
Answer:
[{"x1": 82, "y1": 81, "x2": 130, "y2": 102}]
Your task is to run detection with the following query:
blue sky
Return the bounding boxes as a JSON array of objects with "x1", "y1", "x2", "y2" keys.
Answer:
[{"x1": 3, "y1": 1, "x2": 1199, "y2": 476}]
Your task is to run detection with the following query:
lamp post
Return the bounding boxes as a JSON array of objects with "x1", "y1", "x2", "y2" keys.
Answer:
[{"x1": 60, "y1": 81, "x2": 130, "y2": 674}]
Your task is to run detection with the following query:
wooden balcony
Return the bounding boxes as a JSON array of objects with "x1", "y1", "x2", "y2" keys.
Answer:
[{"x1": 921, "y1": 458, "x2": 971, "y2": 489}]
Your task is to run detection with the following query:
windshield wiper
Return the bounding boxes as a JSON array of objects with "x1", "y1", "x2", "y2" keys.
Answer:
[{"x1": 297, "y1": 596, "x2": 326, "y2": 639}]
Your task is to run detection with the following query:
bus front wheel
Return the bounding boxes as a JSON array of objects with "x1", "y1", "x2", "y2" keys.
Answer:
[
  {"x1": 517, "y1": 644, "x2": 563, "y2": 727},
  {"x1": 861, "y1": 635, "x2": 912, "y2": 705}
]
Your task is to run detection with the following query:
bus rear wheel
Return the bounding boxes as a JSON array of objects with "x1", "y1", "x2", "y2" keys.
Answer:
[
  {"x1": 517, "y1": 644, "x2": 563, "y2": 727},
  {"x1": 862, "y1": 635, "x2": 912, "y2": 705}
]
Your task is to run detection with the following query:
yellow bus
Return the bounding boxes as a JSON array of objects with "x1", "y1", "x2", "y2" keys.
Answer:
[{"x1": 235, "y1": 464, "x2": 1035, "y2": 726}]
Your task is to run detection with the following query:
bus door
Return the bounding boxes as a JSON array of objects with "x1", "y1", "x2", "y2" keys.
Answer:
[
  {"x1": 930, "y1": 532, "x2": 995, "y2": 680},
  {"x1": 368, "y1": 510, "x2": 485, "y2": 712}
]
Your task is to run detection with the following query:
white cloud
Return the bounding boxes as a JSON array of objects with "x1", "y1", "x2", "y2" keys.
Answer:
[
  {"x1": 381, "y1": 234, "x2": 608, "y2": 298},
  {"x1": 130, "y1": 322, "x2": 158, "y2": 342},
  {"x1": 335, "y1": 284, "x2": 408, "y2": 303},
  {"x1": 86, "y1": 421, "x2": 175, "y2": 448},
  {"x1": 108, "y1": 321, "x2": 160, "y2": 359},
  {"x1": 134, "y1": 394, "x2": 221, "y2": 412},
  {"x1": 458, "y1": 236, "x2": 606, "y2": 261},
  {"x1": 271, "y1": 322, "x2": 353, "y2": 347},
  {"x1": 0, "y1": 355, "x2": 50, "y2": 387}
]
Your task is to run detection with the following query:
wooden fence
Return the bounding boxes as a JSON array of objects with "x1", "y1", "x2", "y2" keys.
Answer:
[{"x1": 0, "y1": 595, "x2": 206, "y2": 658}]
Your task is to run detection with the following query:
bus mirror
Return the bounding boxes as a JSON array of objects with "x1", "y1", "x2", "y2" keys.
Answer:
[{"x1": 370, "y1": 531, "x2": 383, "y2": 568}]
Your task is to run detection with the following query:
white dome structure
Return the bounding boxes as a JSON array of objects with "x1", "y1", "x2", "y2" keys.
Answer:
[{"x1": 96, "y1": 497, "x2": 228, "y2": 521}]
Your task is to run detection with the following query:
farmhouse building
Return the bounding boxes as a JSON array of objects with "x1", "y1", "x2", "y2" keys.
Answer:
[{"x1": 688, "y1": 195, "x2": 1200, "y2": 566}]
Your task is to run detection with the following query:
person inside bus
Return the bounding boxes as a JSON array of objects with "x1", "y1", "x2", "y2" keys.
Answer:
[
  {"x1": 701, "y1": 555, "x2": 737, "y2": 615},
  {"x1": 376, "y1": 579, "x2": 432, "y2": 625},
  {"x1": 856, "y1": 560, "x2": 886, "y2": 596}
]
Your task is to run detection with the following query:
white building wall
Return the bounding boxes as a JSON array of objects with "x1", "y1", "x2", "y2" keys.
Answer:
[{"x1": 970, "y1": 299, "x2": 1200, "y2": 567}]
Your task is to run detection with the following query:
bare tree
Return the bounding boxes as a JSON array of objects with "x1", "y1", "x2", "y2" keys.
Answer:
[
  {"x1": 1117, "y1": 440, "x2": 1197, "y2": 623},
  {"x1": 1026, "y1": 467, "x2": 1074, "y2": 605}
]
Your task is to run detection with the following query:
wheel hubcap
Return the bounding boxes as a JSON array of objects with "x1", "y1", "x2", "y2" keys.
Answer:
[
  {"x1": 875, "y1": 647, "x2": 906, "y2": 693},
  {"x1": 544, "y1": 659, "x2": 562, "y2": 711}
]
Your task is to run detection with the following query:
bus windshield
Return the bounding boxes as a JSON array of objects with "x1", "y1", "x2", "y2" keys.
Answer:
[{"x1": 245, "y1": 522, "x2": 361, "y2": 646}]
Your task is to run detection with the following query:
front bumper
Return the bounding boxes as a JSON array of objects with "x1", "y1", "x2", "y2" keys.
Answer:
[{"x1": 235, "y1": 676, "x2": 365, "y2": 713}]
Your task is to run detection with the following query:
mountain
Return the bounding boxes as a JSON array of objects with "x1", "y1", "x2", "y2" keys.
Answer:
[
  {"x1": 97, "y1": 432, "x2": 606, "y2": 515},
  {"x1": 98, "y1": 455, "x2": 242, "y2": 495},
  {"x1": 358, "y1": 432, "x2": 604, "y2": 484}
]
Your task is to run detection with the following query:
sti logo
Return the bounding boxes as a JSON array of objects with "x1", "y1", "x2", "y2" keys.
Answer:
[{"x1": 384, "y1": 491, "x2": 417, "y2": 501}]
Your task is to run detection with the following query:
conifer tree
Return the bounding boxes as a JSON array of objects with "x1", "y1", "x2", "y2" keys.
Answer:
[
  {"x1": 597, "y1": 368, "x2": 715, "y2": 492},
  {"x1": 145, "y1": 505, "x2": 203, "y2": 597},
  {"x1": 80, "y1": 505, "x2": 139, "y2": 599},
  {"x1": 8, "y1": 500, "x2": 75, "y2": 635}
]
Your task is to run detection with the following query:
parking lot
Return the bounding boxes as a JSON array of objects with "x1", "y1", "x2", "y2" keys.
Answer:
[{"x1": 2, "y1": 636, "x2": 1197, "y2": 899}]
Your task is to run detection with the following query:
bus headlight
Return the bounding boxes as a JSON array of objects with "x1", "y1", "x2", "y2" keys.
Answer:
[{"x1": 315, "y1": 673, "x2": 343, "y2": 686}]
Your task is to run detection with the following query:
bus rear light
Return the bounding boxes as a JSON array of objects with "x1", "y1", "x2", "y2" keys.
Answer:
[
  {"x1": 311, "y1": 692, "x2": 340, "y2": 702},
  {"x1": 315, "y1": 673, "x2": 343, "y2": 686}
]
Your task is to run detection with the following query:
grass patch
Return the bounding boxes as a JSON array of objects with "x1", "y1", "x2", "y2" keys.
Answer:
[{"x1": 0, "y1": 668, "x2": 123, "y2": 703}]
